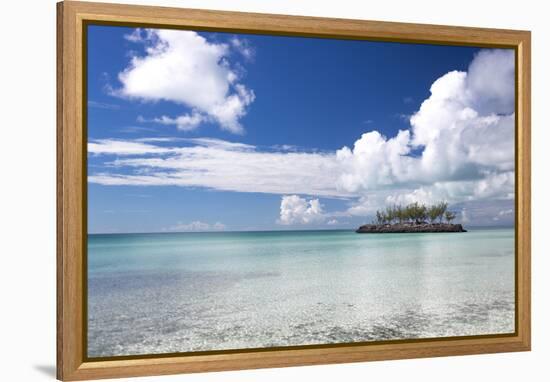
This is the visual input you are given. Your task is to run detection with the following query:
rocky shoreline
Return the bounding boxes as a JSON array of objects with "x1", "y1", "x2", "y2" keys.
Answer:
[{"x1": 356, "y1": 223, "x2": 467, "y2": 233}]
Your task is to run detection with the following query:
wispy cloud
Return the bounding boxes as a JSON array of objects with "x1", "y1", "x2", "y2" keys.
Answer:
[
  {"x1": 88, "y1": 138, "x2": 344, "y2": 197},
  {"x1": 163, "y1": 221, "x2": 226, "y2": 232},
  {"x1": 88, "y1": 100, "x2": 120, "y2": 110},
  {"x1": 88, "y1": 139, "x2": 175, "y2": 156},
  {"x1": 230, "y1": 37, "x2": 255, "y2": 61},
  {"x1": 125, "y1": 193, "x2": 152, "y2": 198},
  {"x1": 137, "y1": 111, "x2": 204, "y2": 131},
  {"x1": 117, "y1": 126, "x2": 157, "y2": 134},
  {"x1": 270, "y1": 144, "x2": 300, "y2": 152},
  {"x1": 493, "y1": 208, "x2": 514, "y2": 222}
]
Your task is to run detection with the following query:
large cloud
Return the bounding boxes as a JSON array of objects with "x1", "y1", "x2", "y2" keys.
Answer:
[
  {"x1": 335, "y1": 130, "x2": 414, "y2": 192},
  {"x1": 335, "y1": 49, "x2": 515, "y2": 194},
  {"x1": 91, "y1": 49, "x2": 515, "y2": 224},
  {"x1": 114, "y1": 29, "x2": 255, "y2": 134}
]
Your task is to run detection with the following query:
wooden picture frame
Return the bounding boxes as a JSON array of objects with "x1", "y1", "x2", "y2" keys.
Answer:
[{"x1": 57, "y1": 1, "x2": 531, "y2": 380}]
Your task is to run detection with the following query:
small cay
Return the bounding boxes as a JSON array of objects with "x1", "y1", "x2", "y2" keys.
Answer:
[
  {"x1": 356, "y1": 201, "x2": 467, "y2": 234},
  {"x1": 356, "y1": 222, "x2": 466, "y2": 233}
]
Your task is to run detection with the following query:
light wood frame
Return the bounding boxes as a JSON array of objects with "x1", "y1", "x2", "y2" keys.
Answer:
[{"x1": 57, "y1": 1, "x2": 531, "y2": 380}]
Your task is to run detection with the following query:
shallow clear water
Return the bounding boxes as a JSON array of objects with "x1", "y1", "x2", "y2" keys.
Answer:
[{"x1": 87, "y1": 229, "x2": 515, "y2": 357}]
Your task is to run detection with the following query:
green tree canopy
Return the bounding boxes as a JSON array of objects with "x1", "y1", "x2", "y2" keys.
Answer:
[{"x1": 374, "y1": 202, "x2": 456, "y2": 225}]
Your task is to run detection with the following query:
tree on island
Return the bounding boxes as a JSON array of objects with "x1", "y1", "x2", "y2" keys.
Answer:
[
  {"x1": 402, "y1": 202, "x2": 427, "y2": 224},
  {"x1": 373, "y1": 202, "x2": 456, "y2": 225},
  {"x1": 428, "y1": 202, "x2": 448, "y2": 223},
  {"x1": 444, "y1": 210, "x2": 457, "y2": 223}
]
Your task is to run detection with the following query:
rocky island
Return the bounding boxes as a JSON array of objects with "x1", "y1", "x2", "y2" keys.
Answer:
[
  {"x1": 356, "y1": 202, "x2": 467, "y2": 234},
  {"x1": 356, "y1": 222, "x2": 466, "y2": 233}
]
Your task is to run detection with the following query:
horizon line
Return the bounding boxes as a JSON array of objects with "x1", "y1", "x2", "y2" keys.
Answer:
[{"x1": 88, "y1": 224, "x2": 514, "y2": 236}]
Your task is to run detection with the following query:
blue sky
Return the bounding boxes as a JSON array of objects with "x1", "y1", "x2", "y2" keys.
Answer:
[{"x1": 87, "y1": 25, "x2": 515, "y2": 233}]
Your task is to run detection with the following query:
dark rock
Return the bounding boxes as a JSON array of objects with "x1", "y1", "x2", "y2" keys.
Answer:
[{"x1": 355, "y1": 223, "x2": 467, "y2": 234}]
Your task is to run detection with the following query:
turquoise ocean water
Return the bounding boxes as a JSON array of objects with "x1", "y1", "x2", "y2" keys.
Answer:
[{"x1": 87, "y1": 229, "x2": 515, "y2": 357}]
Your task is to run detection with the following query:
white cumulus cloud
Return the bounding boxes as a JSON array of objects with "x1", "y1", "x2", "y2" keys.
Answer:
[
  {"x1": 335, "y1": 49, "x2": 515, "y2": 195},
  {"x1": 115, "y1": 29, "x2": 255, "y2": 133},
  {"x1": 278, "y1": 195, "x2": 325, "y2": 225},
  {"x1": 336, "y1": 129, "x2": 413, "y2": 192}
]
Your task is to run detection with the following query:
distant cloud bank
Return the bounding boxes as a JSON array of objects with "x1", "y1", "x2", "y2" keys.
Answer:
[{"x1": 163, "y1": 221, "x2": 226, "y2": 232}]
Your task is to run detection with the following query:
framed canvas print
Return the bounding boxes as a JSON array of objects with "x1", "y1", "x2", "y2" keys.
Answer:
[{"x1": 57, "y1": 1, "x2": 531, "y2": 380}]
